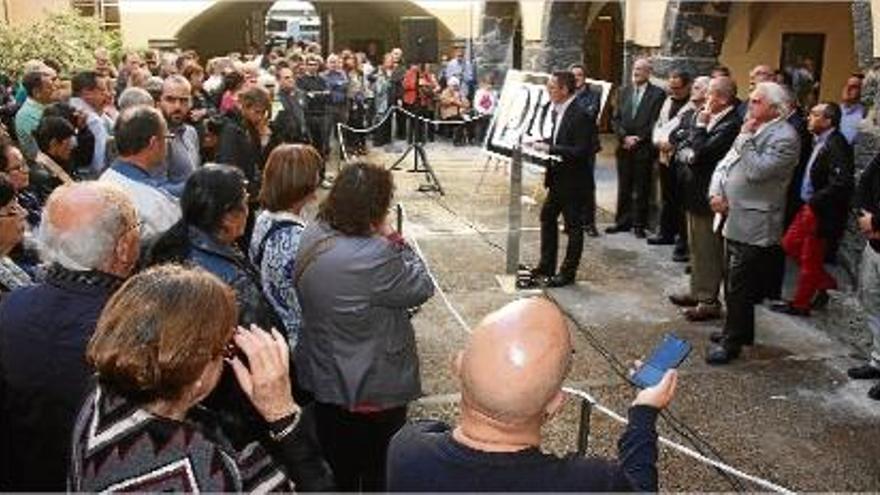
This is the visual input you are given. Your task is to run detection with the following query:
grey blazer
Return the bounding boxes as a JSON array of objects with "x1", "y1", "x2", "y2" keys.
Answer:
[
  {"x1": 294, "y1": 221, "x2": 434, "y2": 409},
  {"x1": 723, "y1": 118, "x2": 801, "y2": 246}
]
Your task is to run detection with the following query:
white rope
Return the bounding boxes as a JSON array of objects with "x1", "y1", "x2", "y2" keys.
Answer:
[
  {"x1": 562, "y1": 387, "x2": 795, "y2": 494},
  {"x1": 401, "y1": 203, "x2": 471, "y2": 333},
  {"x1": 401, "y1": 200, "x2": 797, "y2": 494}
]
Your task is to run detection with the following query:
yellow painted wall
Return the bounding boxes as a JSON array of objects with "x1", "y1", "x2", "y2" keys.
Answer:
[
  {"x1": 6, "y1": 0, "x2": 66, "y2": 25},
  {"x1": 519, "y1": 0, "x2": 545, "y2": 41},
  {"x1": 718, "y1": 2, "x2": 858, "y2": 101},
  {"x1": 119, "y1": 1, "x2": 212, "y2": 49}
]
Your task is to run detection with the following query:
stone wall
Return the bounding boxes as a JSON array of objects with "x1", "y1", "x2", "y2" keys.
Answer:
[
  {"x1": 652, "y1": 0, "x2": 730, "y2": 79},
  {"x1": 473, "y1": 11, "x2": 516, "y2": 85}
]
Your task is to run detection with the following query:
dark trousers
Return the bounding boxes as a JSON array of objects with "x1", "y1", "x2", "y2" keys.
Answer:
[
  {"x1": 306, "y1": 113, "x2": 329, "y2": 161},
  {"x1": 582, "y1": 162, "x2": 597, "y2": 227},
  {"x1": 314, "y1": 402, "x2": 407, "y2": 492},
  {"x1": 615, "y1": 148, "x2": 653, "y2": 228},
  {"x1": 658, "y1": 161, "x2": 684, "y2": 238},
  {"x1": 372, "y1": 109, "x2": 393, "y2": 146},
  {"x1": 539, "y1": 189, "x2": 585, "y2": 277},
  {"x1": 723, "y1": 240, "x2": 776, "y2": 348}
]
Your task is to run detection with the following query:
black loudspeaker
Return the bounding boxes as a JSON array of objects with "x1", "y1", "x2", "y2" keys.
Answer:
[{"x1": 400, "y1": 16, "x2": 438, "y2": 65}]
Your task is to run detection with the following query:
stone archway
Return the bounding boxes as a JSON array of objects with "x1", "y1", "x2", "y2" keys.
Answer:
[
  {"x1": 473, "y1": 1, "x2": 521, "y2": 85},
  {"x1": 653, "y1": 1, "x2": 732, "y2": 78},
  {"x1": 516, "y1": 1, "x2": 623, "y2": 82}
]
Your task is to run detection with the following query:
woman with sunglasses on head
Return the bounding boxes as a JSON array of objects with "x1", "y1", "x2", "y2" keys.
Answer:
[
  {"x1": 0, "y1": 177, "x2": 31, "y2": 297},
  {"x1": 69, "y1": 264, "x2": 310, "y2": 492}
]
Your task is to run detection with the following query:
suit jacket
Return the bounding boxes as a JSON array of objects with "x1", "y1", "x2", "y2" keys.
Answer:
[
  {"x1": 574, "y1": 84, "x2": 602, "y2": 153},
  {"x1": 723, "y1": 119, "x2": 801, "y2": 246},
  {"x1": 671, "y1": 106, "x2": 742, "y2": 214},
  {"x1": 783, "y1": 108, "x2": 814, "y2": 226},
  {"x1": 611, "y1": 82, "x2": 665, "y2": 161},
  {"x1": 544, "y1": 98, "x2": 598, "y2": 194},
  {"x1": 857, "y1": 151, "x2": 880, "y2": 253},
  {"x1": 804, "y1": 130, "x2": 854, "y2": 240}
]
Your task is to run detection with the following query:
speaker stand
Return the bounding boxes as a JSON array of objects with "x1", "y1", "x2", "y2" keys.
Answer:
[{"x1": 391, "y1": 118, "x2": 444, "y2": 195}]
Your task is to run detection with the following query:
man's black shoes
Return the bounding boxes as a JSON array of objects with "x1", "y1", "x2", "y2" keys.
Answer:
[
  {"x1": 605, "y1": 224, "x2": 631, "y2": 234},
  {"x1": 706, "y1": 344, "x2": 740, "y2": 365},
  {"x1": 546, "y1": 273, "x2": 576, "y2": 288},
  {"x1": 647, "y1": 235, "x2": 675, "y2": 245},
  {"x1": 769, "y1": 301, "x2": 810, "y2": 316},
  {"x1": 633, "y1": 227, "x2": 647, "y2": 239},
  {"x1": 811, "y1": 290, "x2": 830, "y2": 310},
  {"x1": 584, "y1": 224, "x2": 600, "y2": 237},
  {"x1": 709, "y1": 331, "x2": 724, "y2": 344},
  {"x1": 847, "y1": 364, "x2": 880, "y2": 380},
  {"x1": 869, "y1": 383, "x2": 880, "y2": 401}
]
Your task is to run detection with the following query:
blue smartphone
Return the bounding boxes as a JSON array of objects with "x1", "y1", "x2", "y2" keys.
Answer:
[{"x1": 630, "y1": 333, "x2": 691, "y2": 389}]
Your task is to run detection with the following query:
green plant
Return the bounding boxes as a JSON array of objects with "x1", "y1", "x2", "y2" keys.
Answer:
[{"x1": 0, "y1": 9, "x2": 122, "y2": 78}]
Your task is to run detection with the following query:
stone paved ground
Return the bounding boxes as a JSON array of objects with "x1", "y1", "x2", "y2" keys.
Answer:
[{"x1": 340, "y1": 136, "x2": 880, "y2": 492}]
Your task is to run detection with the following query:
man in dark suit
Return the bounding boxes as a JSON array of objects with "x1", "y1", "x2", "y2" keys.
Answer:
[
  {"x1": 608, "y1": 58, "x2": 665, "y2": 238},
  {"x1": 570, "y1": 63, "x2": 603, "y2": 238},
  {"x1": 771, "y1": 102, "x2": 854, "y2": 315},
  {"x1": 669, "y1": 77, "x2": 741, "y2": 323},
  {"x1": 527, "y1": 71, "x2": 598, "y2": 287}
]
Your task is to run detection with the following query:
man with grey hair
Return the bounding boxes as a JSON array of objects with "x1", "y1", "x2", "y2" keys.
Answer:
[
  {"x1": 100, "y1": 105, "x2": 181, "y2": 240},
  {"x1": 608, "y1": 57, "x2": 665, "y2": 238},
  {"x1": 117, "y1": 86, "x2": 154, "y2": 111},
  {"x1": 0, "y1": 182, "x2": 140, "y2": 490},
  {"x1": 669, "y1": 76, "x2": 742, "y2": 323},
  {"x1": 156, "y1": 74, "x2": 200, "y2": 196},
  {"x1": 706, "y1": 81, "x2": 801, "y2": 364}
]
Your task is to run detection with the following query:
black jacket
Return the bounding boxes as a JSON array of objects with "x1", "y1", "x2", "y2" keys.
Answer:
[
  {"x1": 784, "y1": 109, "x2": 814, "y2": 226},
  {"x1": 544, "y1": 99, "x2": 597, "y2": 194},
  {"x1": 272, "y1": 88, "x2": 311, "y2": 145},
  {"x1": 804, "y1": 130, "x2": 854, "y2": 240},
  {"x1": 857, "y1": 151, "x2": 880, "y2": 253},
  {"x1": 216, "y1": 109, "x2": 267, "y2": 197},
  {"x1": 574, "y1": 84, "x2": 602, "y2": 153},
  {"x1": 297, "y1": 75, "x2": 330, "y2": 116},
  {"x1": 611, "y1": 82, "x2": 665, "y2": 161},
  {"x1": 671, "y1": 107, "x2": 742, "y2": 214}
]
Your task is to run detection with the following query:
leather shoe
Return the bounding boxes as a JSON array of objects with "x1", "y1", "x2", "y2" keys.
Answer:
[
  {"x1": 811, "y1": 290, "x2": 830, "y2": 310},
  {"x1": 584, "y1": 224, "x2": 600, "y2": 237},
  {"x1": 546, "y1": 273, "x2": 575, "y2": 288},
  {"x1": 605, "y1": 224, "x2": 631, "y2": 234},
  {"x1": 705, "y1": 344, "x2": 740, "y2": 365},
  {"x1": 633, "y1": 227, "x2": 647, "y2": 239},
  {"x1": 847, "y1": 364, "x2": 880, "y2": 380},
  {"x1": 869, "y1": 383, "x2": 880, "y2": 401},
  {"x1": 683, "y1": 303, "x2": 722, "y2": 322},
  {"x1": 647, "y1": 235, "x2": 675, "y2": 245},
  {"x1": 769, "y1": 301, "x2": 810, "y2": 317},
  {"x1": 668, "y1": 293, "x2": 698, "y2": 307},
  {"x1": 672, "y1": 252, "x2": 690, "y2": 263}
]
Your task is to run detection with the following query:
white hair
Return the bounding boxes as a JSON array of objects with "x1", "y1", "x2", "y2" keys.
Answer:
[
  {"x1": 36, "y1": 183, "x2": 132, "y2": 271},
  {"x1": 753, "y1": 82, "x2": 789, "y2": 115},
  {"x1": 118, "y1": 87, "x2": 154, "y2": 111}
]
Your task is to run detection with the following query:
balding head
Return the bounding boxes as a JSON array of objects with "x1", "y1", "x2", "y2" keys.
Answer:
[
  {"x1": 458, "y1": 298, "x2": 572, "y2": 424},
  {"x1": 38, "y1": 182, "x2": 139, "y2": 277}
]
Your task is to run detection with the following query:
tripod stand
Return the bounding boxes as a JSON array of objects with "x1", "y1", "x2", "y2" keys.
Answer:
[{"x1": 391, "y1": 111, "x2": 445, "y2": 195}]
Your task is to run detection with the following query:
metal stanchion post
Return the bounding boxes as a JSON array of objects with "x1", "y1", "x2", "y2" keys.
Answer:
[
  {"x1": 506, "y1": 141, "x2": 523, "y2": 274},
  {"x1": 577, "y1": 397, "x2": 593, "y2": 456}
]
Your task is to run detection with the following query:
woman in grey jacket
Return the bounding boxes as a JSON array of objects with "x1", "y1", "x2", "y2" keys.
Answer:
[{"x1": 294, "y1": 161, "x2": 434, "y2": 491}]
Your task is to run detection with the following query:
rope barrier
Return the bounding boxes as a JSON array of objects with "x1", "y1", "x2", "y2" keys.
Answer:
[{"x1": 399, "y1": 201, "x2": 797, "y2": 494}]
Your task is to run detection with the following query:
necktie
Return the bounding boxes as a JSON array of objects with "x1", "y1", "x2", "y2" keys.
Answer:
[
  {"x1": 631, "y1": 86, "x2": 642, "y2": 118},
  {"x1": 551, "y1": 109, "x2": 558, "y2": 145}
]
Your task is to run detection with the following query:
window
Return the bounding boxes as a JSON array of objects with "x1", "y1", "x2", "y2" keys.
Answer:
[{"x1": 70, "y1": 0, "x2": 120, "y2": 30}]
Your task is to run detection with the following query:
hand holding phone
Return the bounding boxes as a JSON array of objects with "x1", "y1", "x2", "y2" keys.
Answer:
[{"x1": 630, "y1": 333, "x2": 691, "y2": 389}]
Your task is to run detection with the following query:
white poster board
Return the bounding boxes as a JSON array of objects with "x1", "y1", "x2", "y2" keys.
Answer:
[{"x1": 483, "y1": 70, "x2": 612, "y2": 165}]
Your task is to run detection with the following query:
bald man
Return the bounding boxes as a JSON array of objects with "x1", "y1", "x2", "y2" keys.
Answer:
[
  {"x1": 0, "y1": 182, "x2": 139, "y2": 490},
  {"x1": 387, "y1": 298, "x2": 677, "y2": 492}
]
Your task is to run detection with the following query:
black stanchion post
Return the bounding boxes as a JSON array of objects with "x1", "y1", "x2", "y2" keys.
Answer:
[
  {"x1": 577, "y1": 397, "x2": 592, "y2": 456},
  {"x1": 506, "y1": 141, "x2": 523, "y2": 274}
]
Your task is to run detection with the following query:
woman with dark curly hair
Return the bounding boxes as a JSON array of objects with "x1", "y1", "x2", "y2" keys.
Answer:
[{"x1": 295, "y1": 161, "x2": 434, "y2": 491}]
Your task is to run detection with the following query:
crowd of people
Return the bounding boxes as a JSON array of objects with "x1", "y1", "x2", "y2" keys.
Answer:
[
  {"x1": 0, "y1": 34, "x2": 879, "y2": 493},
  {"x1": 563, "y1": 58, "x2": 879, "y2": 386}
]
